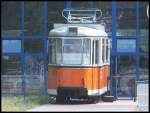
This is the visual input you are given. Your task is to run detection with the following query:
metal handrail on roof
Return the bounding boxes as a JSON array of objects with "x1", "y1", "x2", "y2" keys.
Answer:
[{"x1": 62, "y1": 8, "x2": 103, "y2": 23}]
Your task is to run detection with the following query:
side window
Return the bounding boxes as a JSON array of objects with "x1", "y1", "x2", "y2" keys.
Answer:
[
  {"x1": 106, "y1": 39, "x2": 109, "y2": 63},
  {"x1": 83, "y1": 39, "x2": 91, "y2": 64},
  {"x1": 49, "y1": 39, "x2": 56, "y2": 64},
  {"x1": 92, "y1": 40, "x2": 99, "y2": 65},
  {"x1": 102, "y1": 39, "x2": 105, "y2": 63},
  {"x1": 95, "y1": 40, "x2": 99, "y2": 64},
  {"x1": 56, "y1": 39, "x2": 62, "y2": 64},
  {"x1": 92, "y1": 40, "x2": 94, "y2": 64}
]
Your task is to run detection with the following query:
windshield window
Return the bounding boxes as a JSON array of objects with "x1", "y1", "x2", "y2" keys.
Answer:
[{"x1": 63, "y1": 39, "x2": 82, "y2": 64}]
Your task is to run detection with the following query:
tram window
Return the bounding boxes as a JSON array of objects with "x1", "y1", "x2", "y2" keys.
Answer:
[
  {"x1": 95, "y1": 40, "x2": 99, "y2": 64},
  {"x1": 56, "y1": 39, "x2": 62, "y2": 64},
  {"x1": 102, "y1": 39, "x2": 105, "y2": 63},
  {"x1": 92, "y1": 41, "x2": 94, "y2": 64},
  {"x1": 106, "y1": 39, "x2": 109, "y2": 63},
  {"x1": 49, "y1": 39, "x2": 56, "y2": 64},
  {"x1": 63, "y1": 39, "x2": 82, "y2": 64},
  {"x1": 83, "y1": 39, "x2": 91, "y2": 64}
]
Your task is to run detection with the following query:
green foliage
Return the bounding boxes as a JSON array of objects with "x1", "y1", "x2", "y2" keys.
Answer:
[{"x1": 1, "y1": 95, "x2": 50, "y2": 112}]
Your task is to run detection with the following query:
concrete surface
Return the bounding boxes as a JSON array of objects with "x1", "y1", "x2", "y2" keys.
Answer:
[{"x1": 27, "y1": 100, "x2": 138, "y2": 112}]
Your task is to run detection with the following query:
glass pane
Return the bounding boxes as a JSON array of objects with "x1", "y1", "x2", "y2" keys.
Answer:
[
  {"x1": 95, "y1": 40, "x2": 99, "y2": 64},
  {"x1": 49, "y1": 39, "x2": 56, "y2": 64},
  {"x1": 24, "y1": 39, "x2": 44, "y2": 53},
  {"x1": 102, "y1": 39, "x2": 105, "y2": 63},
  {"x1": 83, "y1": 39, "x2": 91, "y2": 64},
  {"x1": 2, "y1": 2, "x2": 22, "y2": 37},
  {"x1": 116, "y1": 76, "x2": 136, "y2": 97},
  {"x1": 24, "y1": 2, "x2": 45, "y2": 36},
  {"x1": 117, "y1": 39, "x2": 136, "y2": 52},
  {"x1": 106, "y1": 39, "x2": 109, "y2": 62},
  {"x1": 1, "y1": 56, "x2": 22, "y2": 94},
  {"x1": 56, "y1": 39, "x2": 62, "y2": 64},
  {"x1": 63, "y1": 39, "x2": 82, "y2": 64},
  {"x1": 2, "y1": 40, "x2": 21, "y2": 53},
  {"x1": 140, "y1": 56, "x2": 149, "y2": 80},
  {"x1": 116, "y1": 56, "x2": 136, "y2": 97},
  {"x1": 140, "y1": 37, "x2": 149, "y2": 53},
  {"x1": 117, "y1": 56, "x2": 136, "y2": 74},
  {"x1": 116, "y1": 2, "x2": 136, "y2": 36},
  {"x1": 140, "y1": 2, "x2": 149, "y2": 36},
  {"x1": 25, "y1": 55, "x2": 45, "y2": 94}
]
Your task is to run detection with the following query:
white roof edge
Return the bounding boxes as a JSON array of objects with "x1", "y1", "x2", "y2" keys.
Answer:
[{"x1": 54, "y1": 23, "x2": 105, "y2": 31}]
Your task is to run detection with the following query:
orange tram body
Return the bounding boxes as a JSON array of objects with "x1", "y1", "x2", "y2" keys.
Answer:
[{"x1": 48, "y1": 23, "x2": 111, "y2": 103}]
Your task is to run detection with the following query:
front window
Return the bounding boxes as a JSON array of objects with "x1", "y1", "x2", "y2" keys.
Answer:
[
  {"x1": 63, "y1": 39, "x2": 82, "y2": 64},
  {"x1": 48, "y1": 38, "x2": 97, "y2": 66}
]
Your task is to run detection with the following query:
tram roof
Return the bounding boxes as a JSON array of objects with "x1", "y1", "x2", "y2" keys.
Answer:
[{"x1": 49, "y1": 24, "x2": 108, "y2": 38}]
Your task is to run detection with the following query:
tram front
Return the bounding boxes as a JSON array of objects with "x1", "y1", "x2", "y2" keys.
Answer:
[{"x1": 48, "y1": 9, "x2": 111, "y2": 103}]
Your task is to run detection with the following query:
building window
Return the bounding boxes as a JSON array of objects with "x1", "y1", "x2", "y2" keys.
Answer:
[
  {"x1": 24, "y1": 39, "x2": 44, "y2": 53},
  {"x1": 2, "y1": 40, "x2": 21, "y2": 53}
]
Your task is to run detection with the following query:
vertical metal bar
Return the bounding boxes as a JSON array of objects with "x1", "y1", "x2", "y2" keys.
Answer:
[
  {"x1": 44, "y1": 1, "x2": 48, "y2": 95},
  {"x1": 44, "y1": 2, "x2": 48, "y2": 37},
  {"x1": 111, "y1": 1, "x2": 117, "y2": 98},
  {"x1": 136, "y1": 1, "x2": 140, "y2": 81},
  {"x1": 21, "y1": 1, "x2": 25, "y2": 99}
]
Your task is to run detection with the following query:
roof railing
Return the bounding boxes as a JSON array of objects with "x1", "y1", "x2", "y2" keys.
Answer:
[{"x1": 62, "y1": 8, "x2": 102, "y2": 23}]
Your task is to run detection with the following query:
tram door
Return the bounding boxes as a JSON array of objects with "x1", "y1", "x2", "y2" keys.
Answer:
[{"x1": 116, "y1": 56, "x2": 136, "y2": 99}]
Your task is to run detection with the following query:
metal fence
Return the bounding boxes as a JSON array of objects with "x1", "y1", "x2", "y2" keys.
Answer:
[
  {"x1": 1, "y1": 55, "x2": 46, "y2": 96},
  {"x1": 136, "y1": 81, "x2": 149, "y2": 111},
  {"x1": 111, "y1": 74, "x2": 136, "y2": 100}
]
